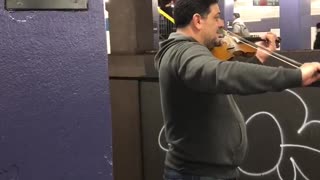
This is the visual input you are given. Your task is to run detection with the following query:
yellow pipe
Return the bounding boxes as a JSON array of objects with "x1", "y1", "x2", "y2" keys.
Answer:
[{"x1": 157, "y1": 7, "x2": 175, "y2": 24}]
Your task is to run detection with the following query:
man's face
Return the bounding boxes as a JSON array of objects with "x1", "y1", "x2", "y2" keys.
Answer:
[{"x1": 200, "y1": 4, "x2": 224, "y2": 49}]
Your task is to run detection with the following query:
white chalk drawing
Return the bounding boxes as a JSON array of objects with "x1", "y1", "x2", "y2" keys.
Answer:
[
  {"x1": 158, "y1": 125, "x2": 167, "y2": 152},
  {"x1": 238, "y1": 111, "x2": 284, "y2": 177},
  {"x1": 7, "y1": 14, "x2": 35, "y2": 23},
  {"x1": 0, "y1": 9, "x2": 35, "y2": 23},
  {"x1": 158, "y1": 89, "x2": 320, "y2": 179}
]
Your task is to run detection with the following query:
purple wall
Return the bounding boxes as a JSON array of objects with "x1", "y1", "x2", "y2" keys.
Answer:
[
  {"x1": 280, "y1": 0, "x2": 311, "y2": 50},
  {"x1": 0, "y1": 0, "x2": 112, "y2": 180},
  {"x1": 218, "y1": 0, "x2": 234, "y2": 30}
]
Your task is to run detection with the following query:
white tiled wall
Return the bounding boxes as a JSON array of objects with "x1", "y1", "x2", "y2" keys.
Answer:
[
  {"x1": 234, "y1": 0, "x2": 320, "y2": 22},
  {"x1": 234, "y1": 0, "x2": 320, "y2": 49}
]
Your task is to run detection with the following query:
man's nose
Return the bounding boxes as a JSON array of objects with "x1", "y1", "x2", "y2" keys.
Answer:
[{"x1": 218, "y1": 19, "x2": 225, "y2": 28}]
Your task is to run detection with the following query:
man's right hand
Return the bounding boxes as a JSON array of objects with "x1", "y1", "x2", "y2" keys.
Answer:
[
  {"x1": 255, "y1": 32, "x2": 277, "y2": 64},
  {"x1": 300, "y1": 62, "x2": 320, "y2": 86}
]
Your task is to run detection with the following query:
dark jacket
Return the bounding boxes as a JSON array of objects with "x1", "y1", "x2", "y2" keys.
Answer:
[
  {"x1": 314, "y1": 33, "x2": 320, "y2": 49},
  {"x1": 154, "y1": 33, "x2": 301, "y2": 178}
]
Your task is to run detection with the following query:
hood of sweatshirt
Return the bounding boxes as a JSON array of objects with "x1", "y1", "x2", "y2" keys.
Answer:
[{"x1": 154, "y1": 32, "x2": 196, "y2": 71}]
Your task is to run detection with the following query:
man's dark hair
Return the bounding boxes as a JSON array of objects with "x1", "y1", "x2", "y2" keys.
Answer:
[{"x1": 173, "y1": 0, "x2": 219, "y2": 28}]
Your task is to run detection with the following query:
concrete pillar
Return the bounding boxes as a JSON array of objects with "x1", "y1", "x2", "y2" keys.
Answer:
[
  {"x1": 279, "y1": 0, "x2": 311, "y2": 50},
  {"x1": 106, "y1": 0, "x2": 154, "y2": 54},
  {"x1": 107, "y1": 0, "x2": 157, "y2": 180}
]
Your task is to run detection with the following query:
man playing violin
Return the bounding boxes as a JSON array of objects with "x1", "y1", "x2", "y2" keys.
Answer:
[{"x1": 154, "y1": 0, "x2": 320, "y2": 180}]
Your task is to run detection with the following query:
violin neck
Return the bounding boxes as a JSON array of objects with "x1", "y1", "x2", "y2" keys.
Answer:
[
  {"x1": 245, "y1": 35, "x2": 281, "y2": 43},
  {"x1": 245, "y1": 35, "x2": 265, "y2": 42}
]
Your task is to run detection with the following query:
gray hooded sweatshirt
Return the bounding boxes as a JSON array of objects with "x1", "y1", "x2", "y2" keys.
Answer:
[{"x1": 154, "y1": 32, "x2": 301, "y2": 178}]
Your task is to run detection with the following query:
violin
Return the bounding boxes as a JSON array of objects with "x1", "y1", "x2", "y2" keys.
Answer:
[
  {"x1": 211, "y1": 29, "x2": 302, "y2": 68},
  {"x1": 212, "y1": 31, "x2": 280, "y2": 61}
]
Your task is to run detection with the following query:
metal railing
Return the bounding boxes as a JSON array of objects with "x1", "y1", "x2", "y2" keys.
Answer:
[{"x1": 157, "y1": 7, "x2": 176, "y2": 40}]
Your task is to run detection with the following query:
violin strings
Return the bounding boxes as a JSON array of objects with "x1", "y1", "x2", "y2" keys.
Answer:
[
  {"x1": 222, "y1": 30, "x2": 302, "y2": 68},
  {"x1": 224, "y1": 30, "x2": 302, "y2": 67},
  {"x1": 230, "y1": 37, "x2": 300, "y2": 68}
]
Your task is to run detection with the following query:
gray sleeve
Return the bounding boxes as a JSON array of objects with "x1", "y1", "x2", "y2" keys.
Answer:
[
  {"x1": 229, "y1": 56, "x2": 263, "y2": 65},
  {"x1": 175, "y1": 45, "x2": 302, "y2": 95}
]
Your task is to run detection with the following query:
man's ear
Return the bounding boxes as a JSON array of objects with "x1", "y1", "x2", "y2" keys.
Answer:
[{"x1": 191, "y1": 13, "x2": 202, "y2": 30}]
